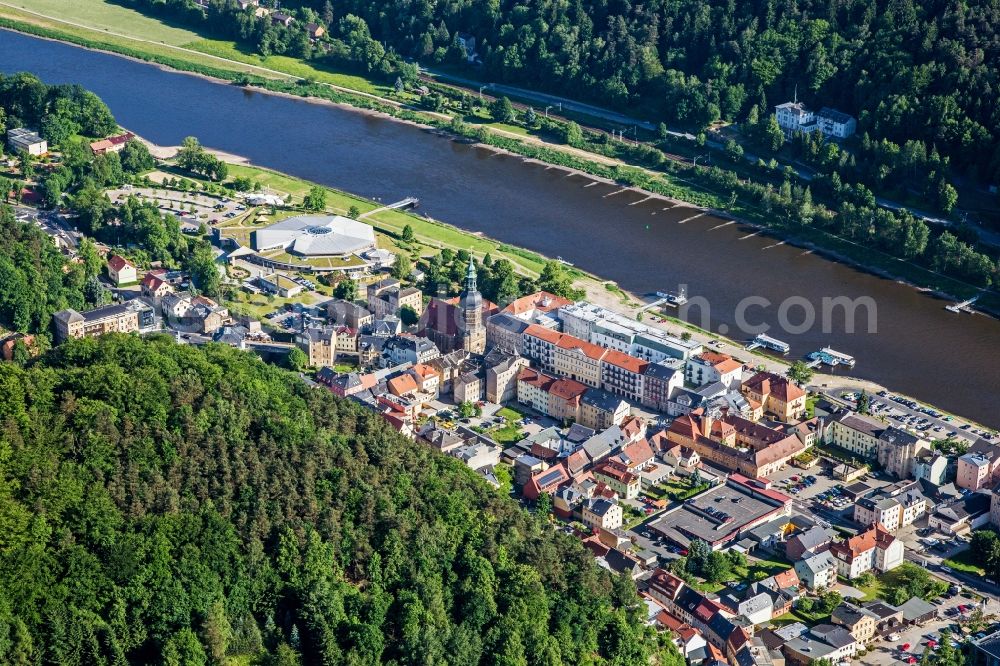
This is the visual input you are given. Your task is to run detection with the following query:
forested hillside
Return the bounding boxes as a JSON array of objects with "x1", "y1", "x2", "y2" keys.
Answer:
[
  {"x1": 0, "y1": 335, "x2": 674, "y2": 665},
  {"x1": 139, "y1": 0, "x2": 1000, "y2": 184}
]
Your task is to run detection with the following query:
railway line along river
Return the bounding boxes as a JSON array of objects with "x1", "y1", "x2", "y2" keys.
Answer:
[{"x1": 1, "y1": 28, "x2": 998, "y2": 428}]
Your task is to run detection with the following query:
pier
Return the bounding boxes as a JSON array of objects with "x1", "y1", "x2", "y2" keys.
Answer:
[
  {"x1": 745, "y1": 334, "x2": 790, "y2": 354},
  {"x1": 807, "y1": 347, "x2": 856, "y2": 369},
  {"x1": 945, "y1": 295, "x2": 979, "y2": 313},
  {"x1": 358, "y1": 196, "x2": 419, "y2": 219},
  {"x1": 638, "y1": 287, "x2": 689, "y2": 312}
]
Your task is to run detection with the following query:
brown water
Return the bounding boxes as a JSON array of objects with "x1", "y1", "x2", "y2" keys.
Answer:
[{"x1": 1, "y1": 29, "x2": 997, "y2": 427}]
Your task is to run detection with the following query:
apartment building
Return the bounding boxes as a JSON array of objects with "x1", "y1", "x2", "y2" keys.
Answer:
[
  {"x1": 826, "y1": 412, "x2": 886, "y2": 459},
  {"x1": 53, "y1": 301, "x2": 155, "y2": 343}
]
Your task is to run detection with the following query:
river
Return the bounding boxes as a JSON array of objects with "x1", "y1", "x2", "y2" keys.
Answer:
[{"x1": 1, "y1": 29, "x2": 998, "y2": 427}]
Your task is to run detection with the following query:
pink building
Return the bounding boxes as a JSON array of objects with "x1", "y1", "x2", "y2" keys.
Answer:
[{"x1": 957, "y1": 453, "x2": 992, "y2": 491}]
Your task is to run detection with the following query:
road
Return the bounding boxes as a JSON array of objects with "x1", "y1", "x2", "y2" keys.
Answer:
[
  {"x1": 419, "y1": 67, "x2": 661, "y2": 133},
  {"x1": 14, "y1": 204, "x2": 80, "y2": 249}
]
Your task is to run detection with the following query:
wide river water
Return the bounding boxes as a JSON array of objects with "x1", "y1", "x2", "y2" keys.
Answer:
[{"x1": 1, "y1": 29, "x2": 998, "y2": 427}]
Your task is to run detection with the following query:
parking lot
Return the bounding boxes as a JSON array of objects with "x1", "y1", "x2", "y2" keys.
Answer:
[
  {"x1": 837, "y1": 390, "x2": 997, "y2": 443},
  {"x1": 863, "y1": 595, "x2": 997, "y2": 665},
  {"x1": 107, "y1": 186, "x2": 247, "y2": 227}
]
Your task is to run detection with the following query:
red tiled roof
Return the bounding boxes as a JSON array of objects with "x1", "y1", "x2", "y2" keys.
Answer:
[
  {"x1": 620, "y1": 415, "x2": 644, "y2": 439},
  {"x1": 411, "y1": 363, "x2": 438, "y2": 379},
  {"x1": 388, "y1": 373, "x2": 418, "y2": 396},
  {"x1": 523, "y1": 463, "x2": 570, "y2": 500},
  {"x1": 744, "y1": 371, "x2": 806, "y2": 402},
  {"x1": 524, "y1": 323, "x2": 565, "y2": 344},
  {"x1": 648, "y1": 568, "x2": 686, "y2": 600},
  {"x1": 621, "y1": 438, "x2": 654, "y2": 466},
  {"x1": 603, "y1": 349, "x2": 649, "y2": 374},
  {"x1": 831, "y1": 524, "x2": 895, "y2": 560},
  {"x1": 595, "y1": 460, "x2": 638, "y2": 485},
  {"x1": 107, "y1": 255, "x2": 132, "y2": 272},
  {"x1": 772, "y1": 567, "x2": 800, "y2": 589},
  {"x1": 518, "y1": 366, "x2": 556, "y2": 390},
  {"x1": 141, "y1": 273, "x2": 165, "y2": 289},
  {"x1": 556, "y1": 335, "x2": 607, "y2": 361},
  {"x1": 502, "y1": 291, "x2": 572, "y2": 315},
  {"x1": 549, "y1": 377, "x2": 588, "y2": 401}
]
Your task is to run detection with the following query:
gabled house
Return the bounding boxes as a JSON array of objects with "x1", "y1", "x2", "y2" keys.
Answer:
[
  {"x1": 793, "y1": 551, "x2": 837, "y2": 590},
  {"x1": 829, "y1": 524, "x2": 904, "y2": 579}
]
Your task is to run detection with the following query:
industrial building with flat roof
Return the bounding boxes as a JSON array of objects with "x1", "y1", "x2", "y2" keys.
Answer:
[{"x1": 650, "y1": 474, "x2": 792, "y2": 550}]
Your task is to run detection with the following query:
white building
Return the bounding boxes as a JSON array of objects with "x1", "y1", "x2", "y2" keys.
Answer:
[
  {"x1": 774, "y1": 102, "x2": 856, "y2": 141},
  {"x1": 829, "y1": 525, "x2": 904, "y2": 580},
  {"x1": 558, "y1": 302, "x2": 702, "y2": 362},
  {"x1": 7, "y1": 127, "x2": 47, "y2": 156},
  {"x1": 853, "y1": 492, "x2": 925, "y2": 533},
  {"x1": 685, "y1": 351, "x2": 743, "y2": 389}
]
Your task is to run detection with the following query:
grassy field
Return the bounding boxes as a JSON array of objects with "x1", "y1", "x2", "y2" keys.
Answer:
[
  {"x1": 944, "y1": 550, "x2": 985, "y2": 577},
  {"x1": 486, "y1": 406, "x2": 527, "y2": 444},
  {"x1": 184, "y1": 38, "x2": 387, "y2": 94},
  {"x1": 5, "y1": 0, "x2": 201, "y2": 44}
]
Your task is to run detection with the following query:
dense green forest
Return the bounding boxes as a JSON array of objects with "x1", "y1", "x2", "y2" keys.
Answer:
[
  {"x1": 0, "y1": 335, "x2": 677, "y2": 665},
  {"x1": 128, "y1": 0, "x2": 1000, "y2": 186}
]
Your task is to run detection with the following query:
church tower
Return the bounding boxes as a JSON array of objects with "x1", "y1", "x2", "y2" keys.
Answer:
[{"x1": 458, "y1": 257, "x2": 486, "y2": 353}]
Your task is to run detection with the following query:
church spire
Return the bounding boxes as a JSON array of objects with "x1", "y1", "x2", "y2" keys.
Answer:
[{"x1": 464, "y1": 256, "x2": 477, "y2": 293}]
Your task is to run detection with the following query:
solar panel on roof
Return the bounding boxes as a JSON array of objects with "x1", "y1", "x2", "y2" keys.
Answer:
[{"x1": 537, "y1": 469, "x2": 564, "y2": 487}]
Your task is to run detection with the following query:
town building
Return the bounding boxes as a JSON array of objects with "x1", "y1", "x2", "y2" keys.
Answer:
[
  {"x1": 327, "y1": 299, "x2": 374, "y2": 330},
  {"x1": 639, "y1": 358, "x2": 684, "y2": 412},
  {"x1": 554, "y1": 335, "x2": 607, "y2": 387},
  {"x1": 784, "y1": 525, "x2": 833, "y2": 561},
  {"x1": 107, "y1": 255, "x2": 137, "y2": 286},
  {"x1": 914, "y1": 451, "x2": 949, "y2": 486},
  {"x1": 825, "y1": 411, "x2": 885, "y2": 459},
  {"x1": 931, "y1": 491, "x2": 992, "y2": 535},
  {"x1": 582, "y1": 498, "x2": 623, "y2": 531},
  {"x1": 665, "y1": 408, "x2": 806, "y2": 478},
  {"x1": 384, "y1": 334, "x2": 440, "y2": 366},
  {"x1": 829, "y1": 525, "x2": 904, "y2": 579},
  {"x1": 783, "y1": 623, "x2": 859, "y2": 665},
  {"x1": 485, "y1": 313, "x2": 529, "y2": 354},
  {"x1": 579, "y1": 388, "x2": 630, "y2": 431},
  {"x1": 600, "y1": 349, "x2": 648, "y2": 402},
  {"x1": 256, "y1": 273, "x2": 302, "y2": 298},
  {"x1": 367, "y1": 278, "x2": 423, "y2": 319},
  {"x1": 558, "y1": 301, "x2": 703, "y2": 361},
  {"x1": 593, "y1": 460, "x2": 641, "y2": 499},
  {"x1": 484, "y1": 349, "x2": 529, "y2": 404},
  {"x1": 501, "y1": 291, "x2": 572, "y2": 322},
  {"x1": 53, "y1": 300, "x2": 156, "y2": 342},
  {"x1": 831, "y1": 602, "x2": 879, "y2": 644},
  {"x1": 295, "y1": 326, "x2": 339, "y2": 367},
  {"x1": 794, "y1": 551, "x2": 837, "y2": 590},
  {"x1": 876, "y1": 427, "x2": 930, "y2": 479},
  {"x1": 853, "y1": 489, "x2": 926, "y2": 532},
  {"x1": 252, "y1": 214, "x2": 375, "y2": 257},
  {"x1": 6, "y1": 127, "x2": 47, "y2": 156},
  {"x1": 89, "y1": 132, "x2": 135, "y2": 155},
  {"x1": 958, "y1": 453, "x2": 994, "y2": 491},
  {"x1": 650, "y1": 474, "x2": 792, "y2": 551},
  {"x1": 686, "y1": 351, "x2": 743, "y2": 389},
  {"x1": 741, "y1": 371, "x2": 807, "y2": 422},
  {"x1": 141, "y1": 273, "x2": 174, "y2": 299}
]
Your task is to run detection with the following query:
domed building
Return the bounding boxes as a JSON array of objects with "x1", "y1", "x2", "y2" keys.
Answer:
[{"x1": 251, "y1": 214, "x2": 376, "y2": 258}]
